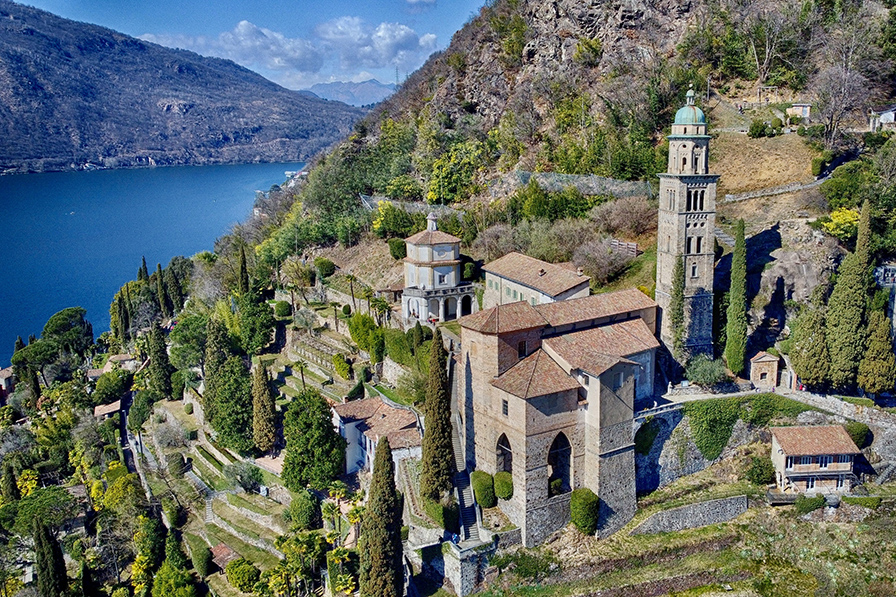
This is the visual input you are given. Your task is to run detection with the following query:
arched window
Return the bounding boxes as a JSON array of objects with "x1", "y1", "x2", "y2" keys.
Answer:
[
  {"x1": 682, "y1": 157, "x2": 687, "y2": 171},
  {"x1": 548, "y1": 433, "x2": 571, "y2": 496},
  {"x1": 497, "y1": 434, "x2": 512, "y2": 474},
  {"x1": 686, "y1": 189, "x2": 692, "y2": 212}
]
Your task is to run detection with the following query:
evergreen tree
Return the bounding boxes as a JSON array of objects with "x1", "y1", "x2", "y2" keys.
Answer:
[
  {"x1": 1, "y1": 463, "x2": 19, "y2": 502},
  {"x1": 212, "y1": 357, "x2": 254, "y2": 452},
  {"x1": 203, "y1": 318, "x2": 231, "y2": 422},
  {"x1": 33, "y1": 519, "x2": 67, "y2": 597},
  {"x1": 827, "y1": 200, "x2": 872, "y2": 389},
  {"x1": 359, "y1": 438, "x2": 403, "y2": 597},
  {"x1": 139, "y1": 256, "x2": 149, "y2": 282},
  {"x1": 669, "y1": 255, "x2": 686, "y2": 361},
  {"x1": 238, "y1": 292, "x2": 275, "y2": 356},
  {"x1": 13, "y1": 336, "x2": 24, "y2": 355},
  {"x1": 858, "y1": 310, "x2": 896, "y2": 397},
  {"x1": 156, "y1": 264, "x2": 170, "y2": 318},
  {"x1": 79, "y1": 559, "x2": 97, "y2": 597},
  {"x1": 12, "y1": 336, "x2": 25, "y2": 378},
  {"x1": 420, "y1": 328, "x2": 454, "y2": 501},
  {"x1": 282, "y1": 389, "x2": 346, "y2": 491},
  {"x1": 238, "y1": 246, "x2": 250, "y2": 295},
  {"x1": 164, "y1": 532, "x2": 189, "y2": 570},
  {"x1": 148, "y1": 323, "x2": 174, "y2": 398},
  {"x1": 252, "y1": 365, "x2": 277, "y2": 454},
  {"x1": 164, "y1": 268, "x2": 184, "y2": 313},
  {"x1": 724, "y1": 219, "x2": 748, "y2": 375},
  {"x1": 791, "y1": 300, "x2": 830, "y2": 389}
]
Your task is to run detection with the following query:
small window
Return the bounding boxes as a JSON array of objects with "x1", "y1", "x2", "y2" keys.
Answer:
[
  {"x1": 615, "y1": 371, "x2": 624, "y2": 390},
  {"x1": 786, "y1": 456, "x2": 794, "y2": 470},
  {"x1": 512, "y1": 290, "x2": 518, "y2": 299},
  {"x1": 505, "y1": 287, "x2": 511, "y2": 296},
  {"x1": 488, "y1": 279, "x2": 493, "y2": 289},
  {"x1": 801, "y1": 456, "x2": 812, "y2": 466},
  {"x1": 438, "y1": 274, "x2": 447, "y2": 285},
  {"x1": 695, "y1": 237, "x2": 703, "y2": 253},
  {"x1": 530, "y1": 297, "x2": 536, "y2": 306},
  {"x1": 760, "y1": 372, "x2": 768, "y2": 381},
  {"x1": 837, "y1": 454, "x2": 852, "y2": 464},
  {"x1": 517, "y1": 341, "x2": 526, "y2": 359},
  {"x1": 582, "y1": 375, "x2": 589, "y2": 387},
  {"x1": 819, "y1": 456, "x2": 831, "y2": 469},
  {"x1": 836, "y1": 476, "x2": 845, "y2": 489},
  {"x1": 691, "y1": 263, "x2": 698, "y2": 278},
  {"x1": 806, "y1": 477, "x2": 816, "y2": 490},
  {"x1": 502, "y1": 399, "x2": 508, "y2": 416}
]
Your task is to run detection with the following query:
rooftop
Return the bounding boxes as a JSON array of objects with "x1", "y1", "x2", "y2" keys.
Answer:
[
  {"x1": 333, "y1": 396, "x2": 421, "y2": 449},
  {"x1": 771, "y1": 425, "x2": 860, "y2": 456},
  {"x1": 491, "y1": 349, "x2": 581, "y2": 399},
  {"x1": 211, "y1": 543, "x2": 240, "y2": 569},
  {"x1": 404, "y1": 229, "x2": 461, "y2": 246},
  {"x1": 93, "y1": 400, "x2": 121, "y2": 418},
  {"x1": 483, "y1": 252, "x2": 590, "y2": 297},
  {"x1": 751, "y1": 351, "x2": 780, "y2": 363},
  {"x1": 544, "y1": 319, "x2": 659, "y2": 377}
]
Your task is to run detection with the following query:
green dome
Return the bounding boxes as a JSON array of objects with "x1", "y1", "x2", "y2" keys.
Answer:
[{"x1": 674, "y1": 104, "x2": 706, "y2": 125}]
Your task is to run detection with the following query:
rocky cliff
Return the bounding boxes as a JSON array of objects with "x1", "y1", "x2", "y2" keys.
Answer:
[{"x1": 0, "y1": 0, "x2": 363, "y2": 173}]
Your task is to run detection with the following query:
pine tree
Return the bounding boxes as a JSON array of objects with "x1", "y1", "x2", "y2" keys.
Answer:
[
  {"x1": 420, "y1": 328, "x2": 454, "y2": 501},
  {"x1": 33, "y1": 519, "x2": 67, "y2": 597},
  {"x1": 359, "y1": 438, "x2": 403, "y2": 597},
  {"x1": 669, "y1": 255, "x2": 686, "y2": 361},
  {"x1": 203, "y1": 318, "x2": 231, "y2": 422},
  {"x1": 238, "y1": 246, "x2": 250, "y2": 295},
  {"x1": 156, "y1": 264, "x2": 170, "y2": 318},
  {"x1": 139, "y1": 256, "x2": 149, "y2": 282},
  {"x1": 1, "y1": 463, "x2": 19, "y2": 502},
  {"x1": 148, "y1": 323, "x2": 173, "y2": 398},
  {"x1": 827, "y1": 200, "x2": 872, "y2": 389},
  {"x1": 252, "y1": 365, "x2": 277, "y2": 454},
  {"x1": 165, "y1": 268, "x2": 184, "y2": 312},
  {"x1": 212, "y1": 357, "x2": 254, "y2": 452},
  {"x1": 725, "y1": 220, "x2": 748, "y2": 375},
  {"x1": 791, "y1": 300, "x2": 830, "y2": 389},
  {"x1": 858, "y1": 310, "x2": 896, "y2": 397}
]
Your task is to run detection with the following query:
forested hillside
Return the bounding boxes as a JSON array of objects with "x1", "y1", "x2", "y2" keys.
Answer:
[{"x1": 0, "y1": 0, "x2": 363, "y2": 173}]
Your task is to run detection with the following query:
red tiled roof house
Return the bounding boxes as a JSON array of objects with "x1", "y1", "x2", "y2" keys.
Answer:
[{"x1": 770, "y1": 426, "x2": 860, "y2": 495}]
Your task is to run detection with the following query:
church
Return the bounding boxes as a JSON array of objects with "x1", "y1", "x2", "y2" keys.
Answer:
[{"x1": 455, "y1": 88, "x2": 717, "y2": 545}]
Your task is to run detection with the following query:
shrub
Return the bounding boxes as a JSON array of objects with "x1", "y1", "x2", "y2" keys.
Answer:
[
  {"x1": 423, "y1": 497, "x2": 459, "y2": 533},
  {"x1": 287, "y1": 489, "x2": 321, "y2": 530},
  {"x1": 274, "y1": 301, "x2": 292, "y2": 317},
  {"x1": 573, "y1": 239, "x2": 635, "y2": 285},
  {"x1": 573, "y1": 37, "x2": 603, "y2": 66},
  {"x1": 494, "y1": 471, "x2": 513, "y2": 500},
  {"x1": 683, "y1": 398, "x2": 740, "y2": 460},
  {"x1": 570, "y1": 488, "x2": 600, "y2": 535},
  {"x1": 794, "y1": 495, "x2": 826, "y2": 515},
  {"x1": 223, "y1": 462, "x2": 263, "y2": 492},
  {"x1": 225, "y1": 558, "x2": 260, "y2": 592},
  {"x1": 184, "y1": 402, "x2": 193, "y2": 415},
  {"x1": 590, "y1": 196, "x2": 657, "y2": 237},
  {"x1": 342, "y1": 304, "x2": 351, "y2": 316},
  {"x1": 388, "y1": 238, "x2": 406, "y2": 260},
  {"x1": 748, "y1": 120, "x2": 768, "y2": 138},
  {"x1": 841, "y1": 496, "x2": 881, "y2": 509},
  {"x1": 634, "y1": 419, "x2": 661, "y2": 456},
  {"x1": 192, "y1": 546, "x2": 212, "y2": 577},
  {"x1": 314, "y1": 258, "x2": 336, "y2": 278},
  {"x1": 549, "y1": 478, "x2": 564, "y2": 496},
  {"x1": 471, "y1": 471, "x2": 496, "y2": 508},
  {"x1": 771, "y1": 117, "x2": 783, "y2": 130},
  {"x1": 745, "y1": 456, "x2": 775, "y2": 485},
  {"x1": 401, "y1": 525, "x2": 410, "y2": 541},
  {"x1": 811, "y1": 156, "x2": 825, "y2": 177},
  {"x1": 167, "y1": 454, "x2": 186, "y2": 479},
  {"x1": 332, "y1": 354, "x2": 352, "y2": 380},
  {"x1": 845, "y1": 421, "x2": 870, "y2": 449},
  {"x1": 686, "y1": 355, "x2": 729, "y2": 387},
  {"x1": 463, "y1": 262, "x2": 476, "y2": 281}
]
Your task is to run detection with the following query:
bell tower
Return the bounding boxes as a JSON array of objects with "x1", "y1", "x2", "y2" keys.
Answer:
[{"x1": 655, "y1": 86, "x2": 718, "y2": 358}]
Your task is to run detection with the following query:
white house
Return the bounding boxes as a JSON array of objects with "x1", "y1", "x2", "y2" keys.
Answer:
[{"x1": 482, "y1": 252, "x2": 590, "y2": 310}]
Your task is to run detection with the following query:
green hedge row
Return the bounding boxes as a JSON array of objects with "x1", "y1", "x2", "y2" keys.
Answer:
[
  {"x1": 494, "y1": 471, "x2": 513, "y2": 500},
  {"x1": 424, "y1": 497, "x2": 459, "y2": 533},
  {"x1": 471, "y1": 471, "x2": 496, "y2": 508},
  {"x1": 842, "y1": 496, "x2": 882, "y2": 510},
  {"x1": 794, "y1": 495, "x2": 826, "y2": 515},
  {"x1": 570, "y1": 488, "x2": 599, "y2": 535}
]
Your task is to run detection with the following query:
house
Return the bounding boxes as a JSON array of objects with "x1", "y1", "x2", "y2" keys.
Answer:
[
  {"x1": 93, "y1": 400, "x2": 121, "y2": 419},
  {"x1": 870, "y1": 105, "x2": 896, "y2": 132},
  {"x1": 401, "y1": 213, "x2": 478, "y2": 325},
  {"x1": 770, "y1": 426, "x2": 860, "y2": 495},
  {"x1": 0, "y1": 367, "x2": 14, "y2": 402},
  {"x1": 103, "y1": 354, "x2": 139, "y2": 374},
  {"x1": 750, "y1": 352, "x2": 780, "y2": 391},
  {"x1": 482, "y1": 252, "x2": 590, "y2": 310},
  {"x1": 332, "y1": 396, "x2": 422, "y2": 478},
  {"x1": 458, "y1": 288, "x2": 659, "y2": 546},
  {"x1": 786, "y1": 103, "x2": 811, "y2": 121},
  {"x1": 210, "y1": 543, "x2": 239, "y2": 571}
]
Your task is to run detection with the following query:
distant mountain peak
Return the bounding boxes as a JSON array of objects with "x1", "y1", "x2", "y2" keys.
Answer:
[{"x1": 306, "y1": 79, "x2": 397, "y2": 107}]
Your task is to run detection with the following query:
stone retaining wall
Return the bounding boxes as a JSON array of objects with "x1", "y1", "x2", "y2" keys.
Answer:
[{"x1": 630, "y1": 495, "x2": 748, "y2": 535}]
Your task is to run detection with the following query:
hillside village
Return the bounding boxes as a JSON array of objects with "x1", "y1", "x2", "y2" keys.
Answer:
[{"x1": 6, "y1": 0, "x2": 896, "y2": 596}]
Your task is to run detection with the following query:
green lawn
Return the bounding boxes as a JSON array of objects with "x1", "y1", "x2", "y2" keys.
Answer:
[
  {"x1": 196, "y1": 445, "x2": 224, "y2": 473},
  {"x1": 204, "y1": 524, "x2": 281, "y2": 570},
  {"x1": 226, "y1": 492, "x2": 286, "y2": 517}
]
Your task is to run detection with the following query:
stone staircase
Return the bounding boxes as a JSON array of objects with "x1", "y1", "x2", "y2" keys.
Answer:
[
  {"x1": 452, "y1": 414, "x2": 479, "y2": 544},
  {"x1": 715, "y1": 227, "x2": 736, "y2": 247}
]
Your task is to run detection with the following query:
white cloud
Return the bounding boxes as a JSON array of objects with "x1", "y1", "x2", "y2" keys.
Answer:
[{"x1": 316, "y1": 17, "x2": 437, "y2": 70}]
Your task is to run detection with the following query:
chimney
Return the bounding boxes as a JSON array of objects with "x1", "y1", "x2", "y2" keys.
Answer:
[
  {"x1": 577, "y1": 267, "x2": 584, "y2": 276},
  {"x1": 538, "y1": 268, "x2": 546, "y2": 276}
]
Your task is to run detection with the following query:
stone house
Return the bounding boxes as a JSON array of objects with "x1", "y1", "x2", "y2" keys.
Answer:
[
  {"x1": 0, "y1": 367, "x2": 14, "y2": 403},
  {"x1": 749, "y1": 352, "x2": 780, "y2": 391},
  {"x1": 870, "y1": 104, "x2": 896, "y2": 132},
  {"x1": 458, "y1": 288, "x2": 658, "y2": 546},
  {"x1": 401, "y1": 213, "x2": 477, "y2": 325},
  {"x1": 786, "y1": 103, "x2": 811, "y2": 121},
  {"x1": 770, "y1": 426, "x2": 859, "y2": 495},
  {"x1": 482, "y1": 252, "x2": 590, "y2": 310},
  {"x1": 332, "y1": 396, "x2": 422, "y2": 479}
]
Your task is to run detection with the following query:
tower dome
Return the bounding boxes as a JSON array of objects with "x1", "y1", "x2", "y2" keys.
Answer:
[{"x1": 674, "y1": 87, "x2": 706, "y2": 125}]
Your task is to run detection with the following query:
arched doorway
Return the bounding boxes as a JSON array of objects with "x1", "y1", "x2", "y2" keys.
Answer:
[
  {"x1": 496, "y1": 434, "x2": 512, "y2": 474},
  {"x1": 548, "y1": 433, "x2": 571, "y2": 496},
  {"x1": 445, "y1": 296, "x2": 457, "y2": 320},
  {"x1": 461, "y1": 294, "x2": 473, "y2": 316}
]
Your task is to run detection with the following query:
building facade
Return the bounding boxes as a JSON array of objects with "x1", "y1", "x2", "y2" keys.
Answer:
[
  {"x1": 770, "y1": 426, "x2": 859, "y2": 495},
  {"x1": 655, "y1": 87, "x2": 718, "y2": 357},
  {"x1": 482, "y1": 252, "x2": 590, "y2": 310},
  {"x1": 401, "y1": 213, "x2": 477, "y2": 325},
  {"x1": 458, "y1": 289, "x2": 658, "y2": 546}
]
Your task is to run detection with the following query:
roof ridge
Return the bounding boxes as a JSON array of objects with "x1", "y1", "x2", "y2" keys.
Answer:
[{"x1": 521, "y1": 350, "x2": 541, "y2": 398}]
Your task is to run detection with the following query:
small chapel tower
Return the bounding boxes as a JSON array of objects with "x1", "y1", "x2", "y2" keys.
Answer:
[{"x1": 655, "y1": 86, "x2": 718, "y2": 357}]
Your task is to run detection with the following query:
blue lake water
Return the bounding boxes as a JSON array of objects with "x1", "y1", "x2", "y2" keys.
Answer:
[{"x1": 0, "y1": 162, "x2": 304, "y2": 365}]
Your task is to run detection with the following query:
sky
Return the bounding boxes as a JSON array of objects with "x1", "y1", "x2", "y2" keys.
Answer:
[{"x1": 21, "y1": 0, "x2": 487, "y2": 89}]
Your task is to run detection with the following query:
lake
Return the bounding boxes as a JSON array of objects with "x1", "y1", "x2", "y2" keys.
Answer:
[{"x1": 0, "y1": 162, "x2": 304, "y2": 366}]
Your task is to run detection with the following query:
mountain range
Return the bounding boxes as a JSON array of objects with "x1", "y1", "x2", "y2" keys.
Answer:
[
  {"x1": 305, "y1": 79, "x2": 396, "y2": 107},
  {"x1": 0, "y1": 0, "x2": 364, "y2": 173}
]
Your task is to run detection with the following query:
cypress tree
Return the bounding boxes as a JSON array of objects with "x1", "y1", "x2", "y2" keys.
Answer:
[
  {"x1": 1, "y1": 463, "x2": 19, "y2": 502},
  {"x1": 148, "y1": 323, "x2": 173, "y2": 398},
  {"x1": 791, "y1": 300, "x2": 830, "y2": 389},
  {"x1": 669, "y1": 255, "x2": 686, "y2": 361},
  {"x1": 212, "y1": 356, "x2": 254, "y2": 452},
  {"x1": 858, "y1": 310, "x2": 896, "y2": 397},
  {"x1": 156, "y1": 264, "x2": 170, "y2": 318},
  {"x1": 252, "y1": 365, "x2": 277, "y2": 454},
  {"x1": 419, "y1": 328, "x2": 454, "y2": 501},
  {"x1": 724, "y1": 220, "x2": 747, "y2": 375},
  {"x1": 203, "y1": 318, "x2": 231, "y2": 422},
  {"x1": 29, "y1": 368, "x2": 41, "y2": 400},
  {"x1": 359, "y1": 438, "x2": 403, "y2": 597},
  {"x1": 33, "y1": 519, "x2": 67, "y2": 597},
  {"x1": 238, "y1": 246, "x2": 250, "y2": 295},
  {"x1": 79, "y1": 559, "x2": 97, "y2": 597},
  {"x1": 13, "y1": 336, "x2": 24, "y2": 355},
  {"x1": 139, "y1": 256, "x2": 149, "y2": 282},
  {"x1": 827, "y1": 200, "x2": 872, "y2": 389},
  {"x1": 164, "y1": 268, "x2": 184, "y2": 313},
  {"x1": 27, "y1": 334, "x2": 36, "y2": 345}
]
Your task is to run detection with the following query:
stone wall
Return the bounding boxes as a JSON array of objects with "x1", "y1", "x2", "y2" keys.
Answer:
[
  {"x1": 630, "y1": 495, "x2": 748, "y2": 535},
  {"x1": 419, "y1": 542, "x2": 496, "y2": 597},
  {"x1": 381, "y1": 356, "x2": 407, "y2": 386}
]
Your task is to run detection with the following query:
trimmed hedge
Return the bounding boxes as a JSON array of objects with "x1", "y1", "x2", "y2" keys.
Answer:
[
  {"x1": 471, "y1": 471, "x2": 496, "y2": 508},
  {"x1": 274, "y1": 300, "x2": 292, "y2": 317},
  {"x1": 184, "y1": 402, "x2": 193, "y2": 415},
  {"x1": 388, "y1": 238, "x2": 407, "y2": 260},
  {"x1": 845, "y1": 421, "x2": 870, "y2": 449},
  {"x1": 332, "y1": 353, "x2": 352, "y2": 380},
  {"x1": 842, "y1": 496, "x2": 882, "y2": 509},
  {"x1": 494, "y1": 471, "x2": 513, "y2": 500},
  {"x1": 423, "y1": 497, "x2": 459, "y2": 533},
  {"x1": 794, "y1": 495, "x2": 826, "y2": 515},
  {"x1": 570, "y1": 488, "x2": 599, "y2": 535},
  {"x1": 314, "y1": 257, "x2": 336, "y2": 278}
]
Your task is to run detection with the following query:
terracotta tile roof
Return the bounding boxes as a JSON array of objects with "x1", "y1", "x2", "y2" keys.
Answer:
[
  {"x1": 751, "y1": 351, "x2": 779, "y2": 363},
  {"x1": 87, "y1": 369, "x2": 104, "y2": 380},
  {"x1": 0, "y1": 367, "x2": 12, "y2": 379},
  {"x1": 490, "y1": 349, "x2": 581, "y2": 399},
  {"x1": 93, "y1": 400, "x2": 121, "y2": 418},
  {"x1": 459, "y1": 300, "x2": 548, "y2": 334},
  {"x1": 483, "y1": 252, "x2": 590, "y2": 297},
  {"x1": 544, "y1": 319, "x2": 657, "y2": 377},
  {"x1": 404, "y1": 229, "x2": 461, "y2": 245},
  {"x1": 771, "y1": 425, "x2": 860, "y2": 456},
  {"x1": 333, "y1": 397, "x2": 421, "y2": 450},
  {"x1": 211, "y1": 543, "x2": 239, "y2": 569},
  {"x1": 535, "y1": 288, "x2": 657, "y2": 328}
]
